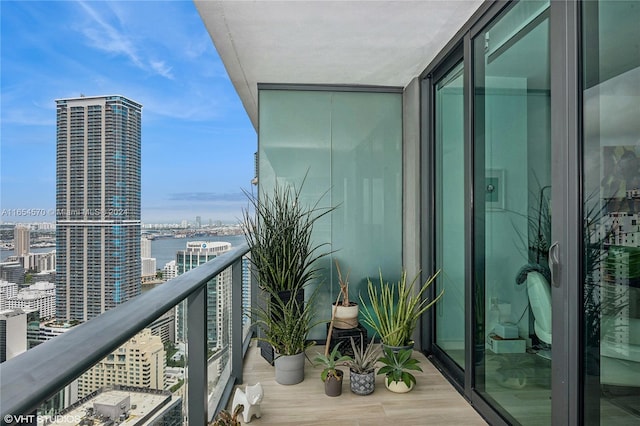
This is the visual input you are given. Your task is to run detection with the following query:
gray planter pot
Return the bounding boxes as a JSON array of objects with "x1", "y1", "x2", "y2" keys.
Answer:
[
  {"x1": 350, "y1": 368, "x2": 375, "y2": 395},
  {"x1": 274, "y1": 352, "x2": 305, "y2": 385}
]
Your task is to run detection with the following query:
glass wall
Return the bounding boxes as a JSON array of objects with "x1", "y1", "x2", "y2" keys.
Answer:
[
  {"x1": 435, "y1": 61, "x2": 466, "y2": 369},
  {"x1": 258, "y1": 88, "x2": 403, "y2": 339},
  {"x1": 582, "y1": 1, "x2": 640, "y2": 424},
  {"x1": 473, "y1": 1, "x2": 551, "y2": 424}
]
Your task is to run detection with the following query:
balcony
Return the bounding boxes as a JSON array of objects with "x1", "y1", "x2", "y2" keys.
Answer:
[{"x1": 0, "y1": 244, "x2": 484, "y2": 425}]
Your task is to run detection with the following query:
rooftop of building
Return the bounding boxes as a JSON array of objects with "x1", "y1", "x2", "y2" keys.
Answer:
[{"x1": 48, "y1": 386, "x2": 179, "y2": 426}]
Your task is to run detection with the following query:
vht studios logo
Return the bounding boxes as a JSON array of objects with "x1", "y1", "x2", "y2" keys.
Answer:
[{"x1": 4, "y1": 414, "x2": 82, "y2": 424}]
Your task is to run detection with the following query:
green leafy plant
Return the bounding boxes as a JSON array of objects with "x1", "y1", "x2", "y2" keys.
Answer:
[
  {"x1": 360, "y1": 269, "x2": 443, "y2": 347},
  {"x1": 377, "y1": 347, "x2": 422, "y2": 388},
  {"x1": 313, "y1": 342, "x2": 351, "y2": 381},
  {"x1": 345, "y1": 336, "x2": 380, "y2": 374},
  {"x1": 252, "y1": 283, "x2": 321, "y2": 356},
  {"x1": 241, "y1": 175, "x2": 335, "y2": 293}
]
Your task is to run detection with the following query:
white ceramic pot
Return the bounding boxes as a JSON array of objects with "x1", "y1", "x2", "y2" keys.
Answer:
[
  {"x1": 332, "y1": 303, "x2": 359, "y2": 329},
  {"x1": 385, "y1": 377, "x2": 414, "y2": 393}
]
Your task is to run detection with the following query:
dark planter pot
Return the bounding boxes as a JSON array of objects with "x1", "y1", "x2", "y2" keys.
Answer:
[
  {"x1": 259, "y1": 288, "x2": 305, "y2": 365},
  {"x1": 382, "y1": 341, "x2": 414, "y2": 354},
  {"x1": 350, "y1": 368, "x2": 375, "y2": 395},
  {"x1": 324, "y1": 369, "x2": 344, "y2": 397}
]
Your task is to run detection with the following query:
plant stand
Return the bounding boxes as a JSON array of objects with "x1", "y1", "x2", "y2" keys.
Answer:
[{"x1": 326, "y1": 322, "x2": 367, "y2": 358}]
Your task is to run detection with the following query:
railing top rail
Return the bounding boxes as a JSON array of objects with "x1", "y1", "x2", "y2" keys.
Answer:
[{"x1": 0, "y1": 243, "x2": 250, "y2": 419}]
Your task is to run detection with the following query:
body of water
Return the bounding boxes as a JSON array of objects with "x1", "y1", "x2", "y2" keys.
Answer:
[
  {"x1": 1, "y1": 235, "x2": 247, "y2": 268},
  {"x1": 152, "y1": 235, "x2": 246, "y2": 268}
]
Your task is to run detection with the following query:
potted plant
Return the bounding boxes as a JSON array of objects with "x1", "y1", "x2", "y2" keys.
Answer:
[
  {"x1": 377, "y1": 347, "x2": 423, "y2": 393},
  {"x1": 209, "y1": 405, "x2": 243, "y2": 426},
  {"x1": 242, "y1": 175, "x2": 335, "y2": 363},
  {"x1": 345, "y1": 336, "x2": 380, "y2": 395},
  {"x1": 313, "y1": 342, "x2": 351, "y2": 396},
  {"x1": 331, "y1": 259, "x2": 358, "y2": 329},
  {"x1": 360, "y1": 269, "x2": 443, "y2": 351},
  {"x1": 252, "y1": 284, "x2": 321, "y2": 385}
]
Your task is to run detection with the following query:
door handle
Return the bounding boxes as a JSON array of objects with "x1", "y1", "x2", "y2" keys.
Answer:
[{"x1": 548, "y1": 241, "x2": 560, "y2": 287}]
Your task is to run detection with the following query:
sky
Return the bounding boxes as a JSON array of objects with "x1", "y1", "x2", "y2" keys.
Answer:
[{"x1": 0, "y1": 0, "x2": 256, "y2": 224}]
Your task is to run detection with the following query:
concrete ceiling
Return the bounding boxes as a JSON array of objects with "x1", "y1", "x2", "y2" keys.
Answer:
[{"x1": 195, "y1": 0, "x2": 484, "y2": 129}]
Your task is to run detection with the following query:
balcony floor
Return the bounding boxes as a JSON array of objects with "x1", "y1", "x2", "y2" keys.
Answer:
[{"x1": 235, "y1": 340, "x2": 488, "y2": 425}]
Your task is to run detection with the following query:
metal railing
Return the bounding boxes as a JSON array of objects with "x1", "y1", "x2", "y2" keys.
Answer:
[{"x1": 0, "y1": 243, "x2": 251, "y2": 425}]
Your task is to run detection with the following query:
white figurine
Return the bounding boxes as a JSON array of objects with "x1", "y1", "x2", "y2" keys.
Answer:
[{"x1": 232, "y1": 382, "x2": 263, "y2": 423}]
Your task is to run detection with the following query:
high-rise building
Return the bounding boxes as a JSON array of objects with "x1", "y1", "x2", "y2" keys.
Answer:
[
  {"x1": 14, "y1": 225, "x2": 30, "y2": 257},
  {"x1": 0, "y1": 309, "x2": 27, "y2": 363},
  {"x1": 141, "y1": 237, "x2": 152, "y2": 258},
  {"x1": 77, "y1": 329, "x2": 165, "y2": 397},
  {"x1": 55, "y1": 95, "x2": 142, "y2": 321},
  {"x1": 174, "y1": 241, "x2": 231, "y2": 347}
]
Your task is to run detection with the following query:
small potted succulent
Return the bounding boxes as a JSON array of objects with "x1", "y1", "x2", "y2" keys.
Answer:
[
  {"x1": 209, "y1": 405, "x2": 243, "y2": 426},
  {"x1": 313, "y1": 342, "x2": 351, "y2": 397},
  {"x1": 377, "y1": 347, "x2": 422, "y2": 393},
  {"x1": 345, "y1": 336, "x2": 381, "y2": 395}
]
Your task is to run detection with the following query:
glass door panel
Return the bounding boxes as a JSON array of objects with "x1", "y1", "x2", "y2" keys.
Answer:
[
  {"x1": 582, "y1": 1, "x2": 640, "y2": 424},
  {"x1": 435, "y1": 61, "x2": 466, "y2": 369},
  {"x1": 473, "y1": 1, "x2": 551, "y2": 424}
]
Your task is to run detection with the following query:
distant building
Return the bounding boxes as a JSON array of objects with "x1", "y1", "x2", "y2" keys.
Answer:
[
  {"x1": 0, "y1": 261, "x2": 25, "y2": 286},
  {"x1": 78, "y1": 329, "x2": 165, "y2": 398},
  {"x1": 0, "y1": 280, "x2": 19, "y2": 310},
  {"x1": 0, "y1": 309, "x2": 27, "y2": 363},
  {"x1": 55, "y1": 95, "x2": 142, "y2": 322},
  {"x1": 163, "y1": 260, "x2": 177, "y2": 280},
  {"x1": 6, "y1": 282, "x2": 56, "y2": 319},
  {"x1": 149, "y1": 307, "x2": 175, "y2": 344},
  {"x1": 141, "y1": 237, "x2": 152, "y2": 258},
  {"x1": 142, "y1": 257, "x2": 157, "y2": 277},
  {"x1": 19, "y1": 250, "x2": 57, "y2": 273},
  {"x1": 36, "y1": 320, "x2": 75, "y2": 344},
  {"x1": 49, "y1": 385, "x2": 181, "y2": 426},
  {"x1": 14, "y1": 225, "x2": 30, "y2": 257},
  {"x1": 174, "y1": 242, "x2": 231, "y2": 347}
]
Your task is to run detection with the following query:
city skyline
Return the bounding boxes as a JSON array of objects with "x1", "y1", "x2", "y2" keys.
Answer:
[{"x1": 0, "y1": 1, "x2": 256, "y2": 224}]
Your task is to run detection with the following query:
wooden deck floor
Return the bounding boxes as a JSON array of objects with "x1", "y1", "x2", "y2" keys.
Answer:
[{"x1": 231, "y1": 340, "x2": 488, "y2": 425}]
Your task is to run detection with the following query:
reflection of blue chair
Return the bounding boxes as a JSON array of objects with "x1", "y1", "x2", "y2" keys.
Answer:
[
  {"x1": 526, "y1": 271, "x2": 552, "y2": 346},
  {"x1": 517, "y1": 265, "x2": 552, "y2": 358}
]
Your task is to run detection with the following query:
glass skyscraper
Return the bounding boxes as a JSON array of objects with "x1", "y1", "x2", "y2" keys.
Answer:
[{"x1": 55, "y1": 95, "x2": 142, "y2": 321}]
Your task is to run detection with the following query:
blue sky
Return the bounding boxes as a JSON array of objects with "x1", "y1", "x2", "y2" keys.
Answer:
[{"x1": 0, "y1": 1, "x2": 256, "y2": 224}]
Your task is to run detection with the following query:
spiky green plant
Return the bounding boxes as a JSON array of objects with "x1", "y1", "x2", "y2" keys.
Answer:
[
  {"x1": 345, "y1": 336, "x2": 381, "y2": 374},
  {"x1": 252, "y1": 283, "x2": 322, "y2": 356},
  {"x1": 210, "y1": 405, "x2": 243, "y2": 426},
  {"x1": 313, "y1": 342, "x2": 351, "y2": 382},
  {"x1": 241, "y1": 174, "x2": 335, "y2": 293},
  {"x1": 360, "y1": 270, "x2": 443, "y2": 347},
  {"x1": 377, "y1": 347, "x2": 422, "y2": 388}
]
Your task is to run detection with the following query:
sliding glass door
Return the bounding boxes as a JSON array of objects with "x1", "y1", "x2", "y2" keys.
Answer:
[
  {"x1": 473, "y1": 2, "x2": 552, "y2": 424},
  {"x1": 582, "y1": 1, "x2": 640, "y2": 424}
]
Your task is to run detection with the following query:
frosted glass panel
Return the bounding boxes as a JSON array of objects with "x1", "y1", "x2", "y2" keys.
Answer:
[
  {"x1": 331, "y1": 91, "x2": 402, "y2": 302},
  {"x1": 258, "y1": 89, "x2": 402, "y2": 339}
]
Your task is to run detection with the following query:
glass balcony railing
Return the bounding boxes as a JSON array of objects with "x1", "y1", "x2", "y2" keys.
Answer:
[{"x1": 0, "y1": 243, "x2": 252, "y2": 426}]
